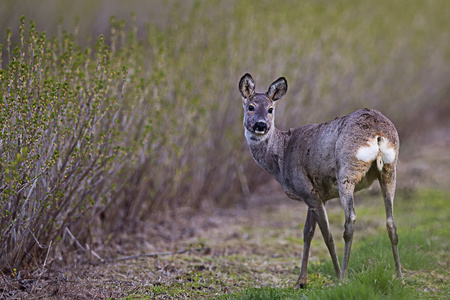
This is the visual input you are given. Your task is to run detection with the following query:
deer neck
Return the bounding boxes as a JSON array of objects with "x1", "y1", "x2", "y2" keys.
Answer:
[{"x1": 245, "y1": 127, "x2": 288, "y2": 179}]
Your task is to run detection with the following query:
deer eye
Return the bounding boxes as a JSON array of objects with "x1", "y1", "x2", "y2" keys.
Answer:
[
  {"x1": 268, "y1": 107, "x2": 273, "y2": 114},
  {"x1": 248, "y1": 105, "x2": 255, "y2": 111}
]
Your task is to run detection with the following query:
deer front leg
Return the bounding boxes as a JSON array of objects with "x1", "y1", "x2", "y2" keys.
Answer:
[
  {"x1": 294, "y1": 207, "x2": 317, "y2": 289},
  {"x1": 313, "y1": 203, "x2": 341, "y2": 280}
]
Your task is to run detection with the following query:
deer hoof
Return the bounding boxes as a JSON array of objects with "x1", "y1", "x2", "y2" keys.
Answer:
[{"x1": 294, "y1": 281, "x2": 307, "y2": 289}]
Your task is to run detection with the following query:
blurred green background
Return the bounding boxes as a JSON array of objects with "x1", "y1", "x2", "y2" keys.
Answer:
[{"x1": 1, "y1": 0, "x2": 449, "y2": 272}]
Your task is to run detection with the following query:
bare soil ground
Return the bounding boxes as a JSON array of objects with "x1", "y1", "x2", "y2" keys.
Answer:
[{"x1": 2, "y1": 118, "x2": 449, "y2": 299}]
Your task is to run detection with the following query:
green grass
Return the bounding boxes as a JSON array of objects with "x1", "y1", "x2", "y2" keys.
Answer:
[
  {"x1": 102, "y1": 189, "x2": 449, "y2": 299},
  {"x1": 224, "y1": 190, "x2": 450, "y2": 299}
]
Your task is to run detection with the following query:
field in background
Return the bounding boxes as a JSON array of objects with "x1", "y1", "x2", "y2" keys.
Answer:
[{"x1": 1, "y1": 0, "x2": 449, "y2": 298}]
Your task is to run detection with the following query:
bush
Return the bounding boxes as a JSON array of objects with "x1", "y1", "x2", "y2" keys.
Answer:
[
  {"x1": 0, "y1": 16, "x2": 214, "y2": 272},
  {"x1": 0, "y1": 17, "x2": 123, "y2": 271}
]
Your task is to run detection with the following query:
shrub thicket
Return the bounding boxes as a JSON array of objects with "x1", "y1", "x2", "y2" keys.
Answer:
[{"x1": 0, "y1": 16, "x2": 214, "y2": 272}]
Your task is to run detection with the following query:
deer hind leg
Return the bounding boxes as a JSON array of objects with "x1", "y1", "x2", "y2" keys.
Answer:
[
  {"x1": 338, "y1": 181, "x2": 357, "y2": 280},
  {"x1": 379, "y1": 165, "x2": 403, "y2": 278},
  {"x1": 313, "y1": 203, "x2": 341, "y2": 280},
  {"x1": 294, "y1": 207, "x2": 317, "y2": 289}
]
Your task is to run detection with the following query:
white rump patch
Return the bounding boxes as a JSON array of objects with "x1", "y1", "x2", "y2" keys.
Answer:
[
  {"x1": 356, "y1": 136, "x2": 396, "y2": 164},
  {"x1": 356, "y1": 138, "x2": 379, "y2": 162}
]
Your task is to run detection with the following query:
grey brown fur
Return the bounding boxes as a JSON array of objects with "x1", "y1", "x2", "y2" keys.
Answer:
[{"x1": 238, "y1": 73, "x2": 402, "y2": 288}]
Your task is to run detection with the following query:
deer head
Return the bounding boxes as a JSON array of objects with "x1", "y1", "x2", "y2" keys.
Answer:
[{"x1": 239, "y1": 73, "x2": 287, "y2": 140}]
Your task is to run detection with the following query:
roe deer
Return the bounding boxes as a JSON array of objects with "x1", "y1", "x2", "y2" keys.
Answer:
[{"x1": 238, "y1": 73, "x2": 402, "y2": 288}]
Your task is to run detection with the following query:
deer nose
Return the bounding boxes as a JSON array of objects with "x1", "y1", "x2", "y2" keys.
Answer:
[{"x1": 254, "y1": 122, "x2": 267, "y2": 133}]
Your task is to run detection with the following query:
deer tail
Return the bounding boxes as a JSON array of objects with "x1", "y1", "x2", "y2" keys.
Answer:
[{"x1": 376, "y1": 136, "x2": 396, "y2": 172}]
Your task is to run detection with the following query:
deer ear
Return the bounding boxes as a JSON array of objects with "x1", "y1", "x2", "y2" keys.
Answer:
[
  {"x1": 267, "y1": 77, "x2": 287, "y2": 101},
  {"x1": 239, "y1": 73, "x2": 255, "y2": 99}
]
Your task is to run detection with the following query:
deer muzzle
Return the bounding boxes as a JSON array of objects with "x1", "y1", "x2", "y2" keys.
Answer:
[{"x1": 253, "y1": 122, "x2": 268, "y2": 134}]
